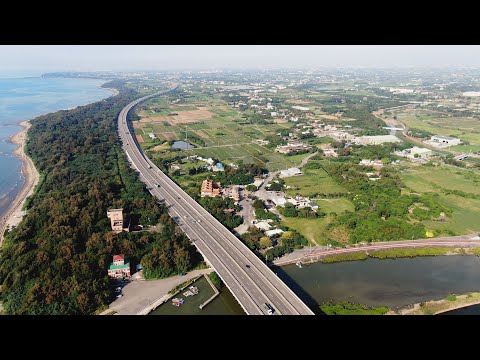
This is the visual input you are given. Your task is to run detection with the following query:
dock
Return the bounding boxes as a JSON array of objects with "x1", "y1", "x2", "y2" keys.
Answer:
[{"x1": 199, "y1": 274, "x2": 220, "y2": 310}]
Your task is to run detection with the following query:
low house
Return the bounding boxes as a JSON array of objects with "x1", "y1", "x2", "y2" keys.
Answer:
[
  {"x1": 359, "y1": 159, "x2": 384, "y2": 167},
  {"x1": 308, "y1": 202, "x2": 319, "y2": 210},
  {"x1": 267, "y1": 195, "x2": 287, "y2": 207},
  {"x1": 212, "y1": 162, "x2": 225, "y2": 172},
  {"x1": 355, "y1": 135, "x2": 402, "y2": 145},
  {"x1": 108, "y1": 254, "x2": 131, "y2": 279},
  {"x1": 397, "y1": 146, "x2": 433, "y2": 159},
  {"x1": 279, "y1": 167, "x2": 303, "y2": 178},
  {"x1": 224, "y1": 185, "x2": 241, "y2": 202},
  {"x1": 275, "y1": 142, "x2": 311, "y2": 155},
  {"x1": 292, "y1": 106, "x2": 309, "y2": 111},
  {"x1": 429, "y1": 135, "x2": 462, "y2": 147},
  {"x1": 265, "y1": 229, "x2": 284, "y2": 237},
  {"x1": 323, "y1": 148, "x2": 338, "y2": 157},
  {"x1": 253, "y1": 220, "x2": 272, "y2": 231}
]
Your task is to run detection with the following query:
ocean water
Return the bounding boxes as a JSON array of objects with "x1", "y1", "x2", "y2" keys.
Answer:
[{"x1": 0, "y1": 77, "x2": 112, "y2": 218}]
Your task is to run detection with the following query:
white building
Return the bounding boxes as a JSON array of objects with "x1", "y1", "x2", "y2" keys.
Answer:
[
  {"x1": 397, "y1": 146, "x2": 433, "y2": 159},
  {"x1": 279, "y1": 167, "x2": 303, "y2": 178},
  {"x1": 356, "y1": 135, "x2": 402, "y2": 145},
  {"x1": 148, "y1": 133, "x2": 157, "y2": 140},
  {"x1": 359, "y1": 159, "x2": 384, "y2": 167},
  {"x1": 253, "y1": 220, "x2": 272, "y2": 231},
  {"x1": 430, "y1": 135, "x2": 462, "y2": 147},
  {"x1": 292, "y1": 106, "x2": 309, "y2": 111},
  {"x1": 265, "y1": 229, "x2": 284, "y2": 237}
]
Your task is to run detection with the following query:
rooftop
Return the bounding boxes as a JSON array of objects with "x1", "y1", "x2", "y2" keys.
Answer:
[
  {"x1": 113, "y1": 254, "x2": 125, "y2": 261},
  {"x1": 432, "y1": 135, "x2": 458, "y2": 141},
  {"x1": 109, "y1": 262, "x2": 130, "y2": 271}
]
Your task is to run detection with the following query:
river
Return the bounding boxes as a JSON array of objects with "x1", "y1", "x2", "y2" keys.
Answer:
[
  {"x1": 151, "y1": 255, "x2": 480, "y2": 314},
  {"x1": 0, "y1": 76, "x2": 112, "y2": 219}
]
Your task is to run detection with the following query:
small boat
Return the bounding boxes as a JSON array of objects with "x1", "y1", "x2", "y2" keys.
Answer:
[
  {"x1": 296, "y1": 261, "x2": 303, "y2": 268},
  {"x1": 172, "y1": 298, "x2": 185, "y2": 306}
]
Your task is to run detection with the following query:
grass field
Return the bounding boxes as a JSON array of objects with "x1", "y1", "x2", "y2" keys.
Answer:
[
  {"x1": 450, "y1": 145, "x2": 480, "y2": 153},
  {"x1": 422, "y1": 195, "x2": 480, "y2": 235},
  {"x1": 282, "y1": 198, "x2": 354, "y2": 244},
  {"x1": 284, "y1": 167, "x2": 348, "y2": 197},
  {"x1": 401, "y1": 165, "x2": 480, "y2": 196},
  {"x1": 400, "y1": 164, "x2": 480, "y2": 235},
  {"x1": 283, "y1": 217, "x2": 330, "y2": 245},
  {"x1": 394, "y1": 110, "x2": 480, "y2": 145},
  {"x1": 310, "y1": 198, "x2": 354, "y2": 213}
]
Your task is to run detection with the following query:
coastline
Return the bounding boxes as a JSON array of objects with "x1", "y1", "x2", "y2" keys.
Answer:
[
  {"x1": 103, "y1": 87, "x2": 119, "y2": 97},
  {"x1": 0, "y1": 121, "x2": 40, "y2": 245},
  {"x1": 0, "y1": 79, "x2": 116, "y2": 246}
]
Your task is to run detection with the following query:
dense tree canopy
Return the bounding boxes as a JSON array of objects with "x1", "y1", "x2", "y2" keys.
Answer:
[{"x1": 0, "y1": 82, "x2": 200, "y2": 314}]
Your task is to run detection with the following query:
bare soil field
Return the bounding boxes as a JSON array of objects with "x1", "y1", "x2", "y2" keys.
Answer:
[
  {"x1": 151, "y1": 143, "x2": 170, "y2": 151},
  {"x1": 273, "y1": 118, "x2": 289, "y2": 124},
  {"x1": 136, "y1": 134, "x2": 144, "y2": 143},
  {"x1": 141, "y1": 109, "x2": 214, "y2": 125},
  {"x1": 161, "y1": 132, "x2": 177, "y2": 141},
  {"x1": 319, "y1": 114, "x2": 341, "y2": 120}
]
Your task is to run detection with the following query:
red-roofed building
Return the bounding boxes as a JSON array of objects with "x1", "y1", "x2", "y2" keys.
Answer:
[
  {"x1": 108, "y1": 254, "x2": 130, "y2": 279},
  {"x1": 113, "y1": 254, "x2": 125, "y2": 266}
]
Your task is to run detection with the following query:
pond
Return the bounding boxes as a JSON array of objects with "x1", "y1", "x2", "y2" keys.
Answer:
[{"x1": 172, "y1": 141, "x2": 194, "y2": 150}]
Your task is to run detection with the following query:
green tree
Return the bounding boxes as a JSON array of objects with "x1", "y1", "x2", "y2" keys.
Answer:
[{"x1": 259, "y1": 236, "x2": 273, "y2": 249}]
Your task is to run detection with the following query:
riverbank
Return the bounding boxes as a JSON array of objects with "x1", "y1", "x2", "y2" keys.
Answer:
[
  {"x1": 273, "y1": 233, "x2": 480, "y2": 266},
  {"x1": 389, "y1": 292, "x2": 480, "y2": 315},
  {"x1": 0, "y1": 120, "x2": 40, "y2": 245}
]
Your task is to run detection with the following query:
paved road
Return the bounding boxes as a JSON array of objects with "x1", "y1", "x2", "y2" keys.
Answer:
[
  {"x1": 274, "y1": 233, "x2": 480, "y2": 265},
  {"x1": 234, "y1": 195, "x2": 254, "y2": 235},
  {"x1": 118, "y1": 90, "x2": 313, "y2": 315}
]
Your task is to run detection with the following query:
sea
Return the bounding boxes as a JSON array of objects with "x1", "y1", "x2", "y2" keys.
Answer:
[{"x1": 0, "y1": 76, "x2": 112, "y2": 219}]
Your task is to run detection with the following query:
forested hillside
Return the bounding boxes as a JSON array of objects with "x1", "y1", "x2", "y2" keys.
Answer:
[{"x1": 0, "y1": 81, "x2": 200, "y2": 314}]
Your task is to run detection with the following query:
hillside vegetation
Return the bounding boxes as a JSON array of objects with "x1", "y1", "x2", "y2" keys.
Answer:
[{"x1": 0, "y1": 81, "x2": 200, "y2": 314}]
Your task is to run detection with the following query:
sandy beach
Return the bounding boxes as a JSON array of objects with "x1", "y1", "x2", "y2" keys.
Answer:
[{"x1": 0, "y1": 121, "x2": 40, "y2": 245}]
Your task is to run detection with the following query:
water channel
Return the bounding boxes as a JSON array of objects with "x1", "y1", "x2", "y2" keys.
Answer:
[{"x1": 151, "y1": 256, "x2": 480, "y2": 315}]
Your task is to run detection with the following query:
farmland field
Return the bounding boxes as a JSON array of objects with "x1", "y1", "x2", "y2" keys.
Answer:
[{"x1": 133, "y1": 97, "x2": 308, "y2": 171}]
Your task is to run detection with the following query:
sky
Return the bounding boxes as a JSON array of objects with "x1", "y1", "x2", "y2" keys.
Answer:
[{"x1": 0, "y1": 45, "x2": 479, "y2": 75}]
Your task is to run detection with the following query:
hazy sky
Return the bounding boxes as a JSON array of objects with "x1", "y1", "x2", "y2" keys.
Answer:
[{"x1": 1, "y1": 45, "x2": 479, "y2": 75}]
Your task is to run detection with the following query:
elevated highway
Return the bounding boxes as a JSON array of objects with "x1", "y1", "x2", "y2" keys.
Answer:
[{"x1": 118, "y1": 88, "x2": 314, "y2": 315}]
